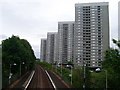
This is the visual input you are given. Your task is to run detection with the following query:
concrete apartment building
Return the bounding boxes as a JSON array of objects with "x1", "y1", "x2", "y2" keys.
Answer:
[
  {"x1": 118, "y1": 1, "x2": 120, "y2": 40},
  {"x1": 53, "y1": 33, "x2": 59, "y2": 63},
  {"x1": 46, "y1": 32, "x2": 57, "y2": 63},
  {"x1": 74, "y1": 2, "x2": 109, "y2": 68},
  {"x1": 40, "y1": 39, "x2": 47, "y2": 62},
  {"x1": 58, "y1": 21, "x2": 74, "y2": 64}
]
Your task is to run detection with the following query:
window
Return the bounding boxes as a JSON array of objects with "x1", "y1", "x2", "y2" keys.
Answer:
[
  {"x1": 98, "y1": 13, "x2": 100, "y2": 16},
  {"x1": 91, "y1": 38, "x2": 95, "y2": 40},
  {"x1": 91, "y1": 19, "x2": 95, "y2": 21},
  {"x1": 78, "y1": 44, "x2": 80, "y2": 46},
  {"x1": 92, "y1": 36, "x2": 96, "y2": 37},
  {"x1": 92, "y1": 41, "x2": 96, "y2": 43},
  {"x1": 92, "y1": 50, "x2": 95, "y2": 52},
  {"x1": 92, "y1": 33, "x2": 96, "y2": 35},
  {"x1": 92, "y1": 44, "x2": 96, "y2": 46},
  {"x1": 91, "y1": 25, "x2": 95, "y2": 26},
  {"x1": 93, "y1": 61, "x2": 95, "y2": 63},
  {"x1": 98, "y1": 16, "x2": 100, "y2": 18},
  {"x1": 98, "y1": 21, "x2": 101, "y2": 24},
  {"x1": 98, "y1": 41, "x2": 101, "y2": 43},
  {"x1": 98, "y1": 38, "x2": 101, "y2": 40},
  {"x1": 98, "y1": 29, "x2": 101, "y2": 32},
  {"x1": 91, "y1": 17, "x2": 95, "y2": 18},
  {"x1": 92, "y1": 56, "x2": 95, "y2": 57},
  {"x1": 92, "y1": 58, "x2": 95, "y2": 60},
  {"x1": 98, "y1": 19, "x2": 101, "y2": 21},
  {"x1": 98, "y1": 27, "x2": 101, "y2": 29}
]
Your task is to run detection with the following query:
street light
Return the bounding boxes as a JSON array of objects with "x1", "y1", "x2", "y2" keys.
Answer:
[
  {"x1": 68, "y1": 65, "x2": 73, "y2": 85},
  {"x1": 9, "y1": 63, "x2": 16, "y2": 84},
  {"x1": 105, "y1": 70, "x2": 107, "y2": 90},
  {"x1": 95, "y1": 68, "x2": 107, "y2": 90},
  {"x1": 20, "y1": 62, "x2": 25, "y2": 76},
  {"x1": 83, "y1": 61, "x2": 86, "y2": 89},
  {"x1": 55, "y1": 61, "x2": 57, "y2": 72},
  {"x1": 61, "y1": 62, "x2": 62, "y2": 77},
  {"x1": 70, "y1": 65, "x2": 72, "y2": 85}
]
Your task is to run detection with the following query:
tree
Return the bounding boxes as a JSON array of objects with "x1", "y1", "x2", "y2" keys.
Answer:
[
  {"x1": 20, "y1": 39, "x2": 36, "y2": 70},
  {"x1": 112, "y1": 39, "x2": 120, "y2": 48},
  {"x1": 2, "y1": 35, "x2": 36, "y2": 87},
  {"x1": 102, "y1": 39, "x2": 120, "y2": 88}
]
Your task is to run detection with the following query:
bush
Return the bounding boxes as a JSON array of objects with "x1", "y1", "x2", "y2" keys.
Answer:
[
  {"x1": 90, "y1": 71, "x2": 106, "y2": 88},
  {"x1": 38, "y1": 62, "x2": 52, "y2": 70}
]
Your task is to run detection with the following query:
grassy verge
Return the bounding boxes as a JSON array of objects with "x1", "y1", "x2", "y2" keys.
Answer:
[{"x1": 37, "y1": 61, "x2": 107, "y2": 88}]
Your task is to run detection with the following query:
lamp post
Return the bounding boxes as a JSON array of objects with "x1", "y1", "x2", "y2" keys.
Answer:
[
  {"x1": 9, "y1": 63, "x2": 16, "y2": 84},
  {"x1": 95, "y1": 68, "x2": 107, "y2": 90},
  {"x1": 9, "y1": 64, "x2": 12, "y2": 84},
  {"x1": 70, "y1": 65, "x2": 73, "y2": 85},
  {"x1": 67, "y1": 65, "x2": 73, "y2": 85},
  {"x1": 20, "y1": 62, "x2": 21, "y2": 76},
  {"x1": 55, "y1": 61, "x2": 57, "y2": 72},
  {"x1": 61, "y1": 62, "x2": 62, "y2": 77},
  {"x1": 83, "y1": 61, "x2": 86, "y2": 90},
  {"x1": 105, "y1": 70, "x2": 107, "y2": 90},
  {"x1": 20, "y1": 62, "x2": 24, "y2": 76}
]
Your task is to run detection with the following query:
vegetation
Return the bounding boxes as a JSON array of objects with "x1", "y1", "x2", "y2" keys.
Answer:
[
  {"x1": 37, "y1": 61, "x2": 91, "y2": 88},
  {"x1": 2, "y1": 35, "x2": 36, "y2": 88},
  {"x1": 38, "y1": 61, "x2": 52, "y2": 70},
  {"x1": 102, "y1": 39, "x2": 120, "y2": 88},
  {"x1": 38, "y1": 39, "x2": 120, "y2": 89},
  {"x1": 90, "y1": 71, "x2": 106, "y2": 88},
  {"x1": 89, "y1": 39, "x2": 120, "y2": 89}
]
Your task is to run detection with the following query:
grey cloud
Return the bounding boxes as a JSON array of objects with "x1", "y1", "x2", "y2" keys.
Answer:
[{"x1": 0, "y1": 34, "x2": 8, "y2": 40}]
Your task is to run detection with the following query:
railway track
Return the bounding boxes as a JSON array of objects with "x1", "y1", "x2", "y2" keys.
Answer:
[
  {"x1": 26, "y1": 65, "x2": 54, "y2": 90},
  {"x1": 5, "y1": 64, "x2": 70, "y2": 90}
]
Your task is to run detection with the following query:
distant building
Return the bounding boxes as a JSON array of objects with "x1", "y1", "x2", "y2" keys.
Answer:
[
  {"x1": 40, "y1": 39, "x2": 47, "y2": 62},
  {"x1": 53, "y1": 33, "x2": 59, "y2": 63},
  {"x1": 74, "y1": 2, "x2": 109, "y2": 68},
  {"x1": 118, "y1": 1, "x2": 120, "y2": 40},
  {"x1": 46, "y1": 32, "x2": 57, "y2": 63},
  {"x1": 58, "y1": 21, "x2": 74, "y2": 64}
]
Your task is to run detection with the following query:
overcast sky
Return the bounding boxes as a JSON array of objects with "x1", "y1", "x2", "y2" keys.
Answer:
[{"x1": 0, "y1": 0, "x2": 119, "y2": 58}]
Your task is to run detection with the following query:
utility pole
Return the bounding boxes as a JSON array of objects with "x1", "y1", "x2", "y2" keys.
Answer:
[
  {"x1": 20, "y1": 62, "x2": 21, "y2": 76},
  {"x1": 9, "y1": 64, "x2": 12, "y2": 84},
  {"x1": 83, "y1": 61, "x2": 86, "y2": 90},
  {"x1": 71, "y1": 65, "x2": 72, "y2": 85},
  {"x1": 105, "y1": 70, "x2": 107, "y2": 90},
  {"x1": 20, "y1": 62, "x2": 24, "y2": 77},
  {"x1": 9, "y1": 63, "x2": 16, "y2": 84},
  {"x1": 61, "y1": 62, "x2": 62, "y2": 77},
  {"x1": 55, "y1": 61, "x2": 57, "y2": 72}
]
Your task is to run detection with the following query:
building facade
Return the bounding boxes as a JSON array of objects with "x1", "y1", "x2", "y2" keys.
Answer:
[
  {"x1": 53, "y1": 33, "x2": 59, "y2": 63},
  {"x1": 40, "y1": 39, "x2": 47, "y2": 62},
  {"x1": 46, "y1": 32, "x2": 56, "y2": 63},
  {"x1": 58, "y1": 21, "x2": 74, "y2": 64},
  {"x1": 74, "y1": 2, "x2": 109, "y2": 68},
  {"x1": 118, "y1": 1, "x2": 120, "y2": 40}
]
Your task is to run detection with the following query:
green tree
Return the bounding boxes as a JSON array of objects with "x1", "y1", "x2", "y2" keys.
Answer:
[
  {"x1": 2, "y1": 35, "x2": 36, "y2": 88},
  {"x1": 103, "y1": 39, "x2": 120, "y2": 88},
  {"x1": 20, "y1": 39, "x2": 36, "y2": 70}
]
